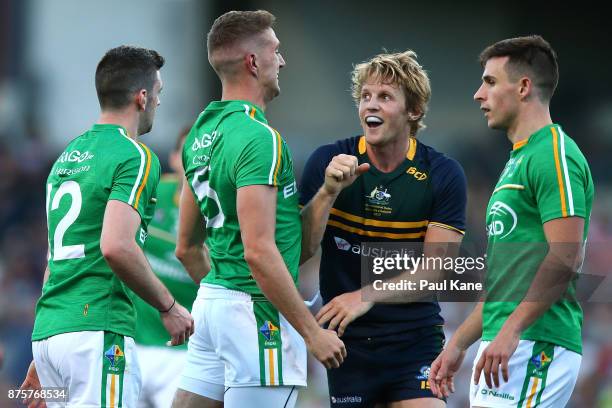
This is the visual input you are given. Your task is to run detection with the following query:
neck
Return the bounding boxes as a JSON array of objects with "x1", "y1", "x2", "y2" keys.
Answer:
[
  {"x1": 366, "y1": 136, "x2": 410, "y2": 173},
  {"x1": 221, "y1": 76, "x2": 267, "y2": 111},
  {"x1": 506, "y1": 102, "x2": 552, "y2": 145},
  {"x1": 98, "y1": 110, "x2": 139, "y2": 140}
]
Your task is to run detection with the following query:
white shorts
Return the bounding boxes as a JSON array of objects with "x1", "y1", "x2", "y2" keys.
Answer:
[
  {"x1": 135, "y1": 344, "x2": 186, "y2": 408},
  {"x1": 470, "y1": 340, "x2": 581, "y2": 407},
  {"x1": 179, "y1": 284, "x2": 307, "y2": 399},
  {"x1": 32, "y1": 331, "x2": 141, "y2": 407}
]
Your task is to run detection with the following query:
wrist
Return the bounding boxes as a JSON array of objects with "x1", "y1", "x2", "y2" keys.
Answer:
[
  {"x1": 320, "y1": 184, "x2": 340, "y2": 200},
  {"x1": 159, "y1": 298, "x2": 176, "y2": 314}
]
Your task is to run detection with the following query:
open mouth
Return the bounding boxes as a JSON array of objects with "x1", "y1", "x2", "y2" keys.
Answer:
[{"x1": 365, "y1": 116, "x2": 384, "y2": 129}]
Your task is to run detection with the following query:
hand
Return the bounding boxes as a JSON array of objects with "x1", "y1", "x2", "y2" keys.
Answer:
[
  {"x1": 161, "y1": 301, "x2": 195, "y2": 346},
  {"x1": 19, "y1": 361, "x2": 47, "y2": 408},
  {"x1": 429, "y1": 343, "x2": 466, "y2": 399},
  {"x1": 473, "y1": 328, "x2": 520, "y2": 388},
  {"x1": 316, "y1": 290, "x2": 373, "y2": 337},
  {"x1": 323, "y1": 154, "x2": 370, "y2": 196},
  {"x1": 305, "y1": 328, "x2": 347, "y2": 369}
]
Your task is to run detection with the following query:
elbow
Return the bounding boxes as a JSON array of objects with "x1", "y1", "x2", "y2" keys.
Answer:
[
  {"x1": 243, "y1": 244, "x2": 270, "y2": 280},
  {"x1": 175, "y1": 243, "x2": 189, "y2": 264},
  {"x1": 100, "y1": 240, "x2": 130, "y2": 267},
  {"x1": 300, "y1": 245, "x2": 315, "y2": 265}
]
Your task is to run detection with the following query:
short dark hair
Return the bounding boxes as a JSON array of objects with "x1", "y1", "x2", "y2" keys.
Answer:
[
  {"x1": 479, "y1": 35, "x2": 558, "y2": 102},
  {"x1": 207, "y1": 10, "x2": 275, "y2": 56},
  {"x1": 95, "y1": 45, "x2": 165, "y2": 110}
]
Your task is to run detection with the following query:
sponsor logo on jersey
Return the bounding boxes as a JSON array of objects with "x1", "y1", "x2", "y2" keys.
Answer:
[
  {"x1": 500, "y1": 155, "x2": 524, "y2": 179},
  {"x1": 331, "y1": 396, "x2": 363, "y2": 404},
  {"x1": 192, "y1": 155, "x2": 209, "y2": 166},
  {"x1": 366, "y1": 185, "x2": 391, "y2": 205},
  {"x1": 416, "y1": 365, "x2": 430, "y2": 380},
  {"x1": 481, "y1": 389, "x2": 515, "y2": 401},
  {"x1": 486, "y1": 201, "x2": 517, "y2": 239},
  {"x1": 139, "y1": 228, "x2": 148, "y2": 244},
  {"x1": 191, "y1": 131, "x2": 219, "y2": 151},
  {"x1": 406, "y1": 166, "x2": 427, "y2": 180},
  {"x1": 530, "y1": 351, "x2": 552, "y2": 376},
  {"x1": 283, "y1": 181, "x2": 297, "y2": 199},
  {"x1": 334, "y1": 236, "x2": 351, "y2": 251},
  {"x1": 104, "y1": 345, "x2": 124, "y2": 369},
  {"x1": 532, "y1": 351, "x2": 552, "y2": 368},
  {"x1": 58, "y1": 150, "x2": 94, "y2": 163},
  {"x1": 333, "y1": 236, "x2": 414, "y2": 259},
  {"x1": 259, "y1": 321, "x2": 279, "y2": 341}
]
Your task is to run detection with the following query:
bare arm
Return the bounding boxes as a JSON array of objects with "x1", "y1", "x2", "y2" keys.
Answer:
[
  {"x1": 175, "y1": 182, "x2": 211, "y2": 284},
  {"x1": 300, "y1": 154, "x2": 369, "y2": 264},
  {"x1": 429, "y1": 301, "x2": 483, "y2": 398},
  {"x1": 473, "y1": 216, "x2": 584, "y2": 388},
  {"x1": 238, "y1": 184, "x2": 346, "y2": 368},
  {"x1": 101, "y1": 200, "x2": 194, "y2": 346},
  {"x1": 300, "y1": 188, "x2": 337, "y2": 264},
  {"x1": 501, "y1": 216, "x2": 584, "y2": 333},
  {"x1": 100, "y1": 200, "x2": 174, "y2": 311}
]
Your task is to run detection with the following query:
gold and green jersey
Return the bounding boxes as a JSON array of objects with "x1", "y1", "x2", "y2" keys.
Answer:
[
  {"x1": 483, "y1": 124, "x2": 594, "y2": 353},
  {"x1": 183, "y1": 100, "x2": 301, "y2": 295},
  {"x1": 133, "y1": 175, "x2": 198, "y2": 348},
  {"x1": 32, "y1": 124, "x2": 161, "y2": 341}
]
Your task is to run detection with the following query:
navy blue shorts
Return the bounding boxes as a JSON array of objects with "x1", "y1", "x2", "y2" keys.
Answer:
[{"x1": 327, "y1": 325, "x2": 445, "y2": 407}]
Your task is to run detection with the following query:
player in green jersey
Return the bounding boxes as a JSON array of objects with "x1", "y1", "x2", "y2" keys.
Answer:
[
  {"x1": 134, "y1": 127, "x2": 200, "y2": 408},
  {"x1": 430, "y1": 36, "x2": 594, "y2": 407},
  {"x1": 172, "y1": 10, "x2": 345, "y2": 408},
  {"x1": 20, "y1": 46, "x2": 194, "y2": 408}
]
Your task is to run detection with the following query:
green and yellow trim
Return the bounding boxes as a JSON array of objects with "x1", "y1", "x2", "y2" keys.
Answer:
[
  {"x1": 493, "y1": 184, "x2": 525, "y2": 194},
  {"x1": 134, "y1": 143, "x2": 153, "y2": 210}
]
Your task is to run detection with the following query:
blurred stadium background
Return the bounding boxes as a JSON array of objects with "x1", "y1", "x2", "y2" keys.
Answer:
[{"x1": 1, "y1": 0, "x2": 611, "y2": 406}]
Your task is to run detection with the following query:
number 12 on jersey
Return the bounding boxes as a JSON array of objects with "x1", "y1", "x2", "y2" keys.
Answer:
[{"x1": 46, "y1": 181, "x2": 85, "y2": 261}]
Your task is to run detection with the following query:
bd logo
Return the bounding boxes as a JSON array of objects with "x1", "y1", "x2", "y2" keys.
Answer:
[{"x1": 407, "y1": 166, "x2": 427, "y2": 180}]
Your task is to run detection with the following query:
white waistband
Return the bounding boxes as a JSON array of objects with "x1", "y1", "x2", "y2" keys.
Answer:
[{"x1": 198, "y1": 283, "x2": 253, "y2": 300}]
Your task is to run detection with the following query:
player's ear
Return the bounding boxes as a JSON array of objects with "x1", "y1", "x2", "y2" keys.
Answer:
[
  {"x1": 518, "y1": 77, "x2": 532, "y2": 101},
  {"x1": 406, "y1": 110, "x2": 422, "y2": 122},
  {"x1": 246, "y1": 53, "x2": 258, "y2": 77},
  {"x1": 136, "y1": 89, "x2": 147, "y2": 111}
]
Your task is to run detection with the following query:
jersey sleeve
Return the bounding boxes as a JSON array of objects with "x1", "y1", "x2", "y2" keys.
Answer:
[
  {"x1": 234, "y1": 126, "x2": 283, "y2": 188},
  {"x1": 108, "y1": 142, "x2": 160, "y2": 220},
  {"x1": 298, "y1": 144, "x2": 339, "y2": 206},
  {"x1": 428, "y1": 157, "x2": 467, "y2": 234},
  {"x1": 530, "y1": 135, "x2": 590, "y2": 223}
]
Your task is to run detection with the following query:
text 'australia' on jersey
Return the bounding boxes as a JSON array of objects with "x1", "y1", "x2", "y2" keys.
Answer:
[
  {"x1": 33, "y1": 124, "x2": 160, "y2": 341},
  {"x1": 182, "y1": 101, "x2": 301, "y2": 295},
  {"x1": 483, "y1": 124, "x2": 594, "y2": 354},
  {"x1": 300, "y1": 136, "x2": 467, "y2": 338}
]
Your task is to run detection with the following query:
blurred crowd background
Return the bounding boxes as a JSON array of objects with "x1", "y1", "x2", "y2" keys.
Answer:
[{"x1": 1, "y1": 0, "x2": 610, "y2": 407}]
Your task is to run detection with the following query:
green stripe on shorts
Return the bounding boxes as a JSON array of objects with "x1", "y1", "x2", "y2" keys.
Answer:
[
  {"x1": 517, "y1": 342, "x2": 555, "y2": 407},
  {"x1": 102, "y1": 332, "x2": 126, "y2": 407},
  {"x1": 253, "y1": 301, "x2": 284, "y2": 386}
]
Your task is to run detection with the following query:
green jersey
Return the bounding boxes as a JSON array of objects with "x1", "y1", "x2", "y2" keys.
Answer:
[
  {"x1": 32, "y1": 124, "x2": 161, "y2": 341},
  {"x1": 183, "y1": 100, "x2": 301, "y2": 295},
  {"x1": 483, "y1": 124, "x2": 594, "y2": 353},
  {"x1": 133, "y1": 175, "x2": 198, "y2": 348}
]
